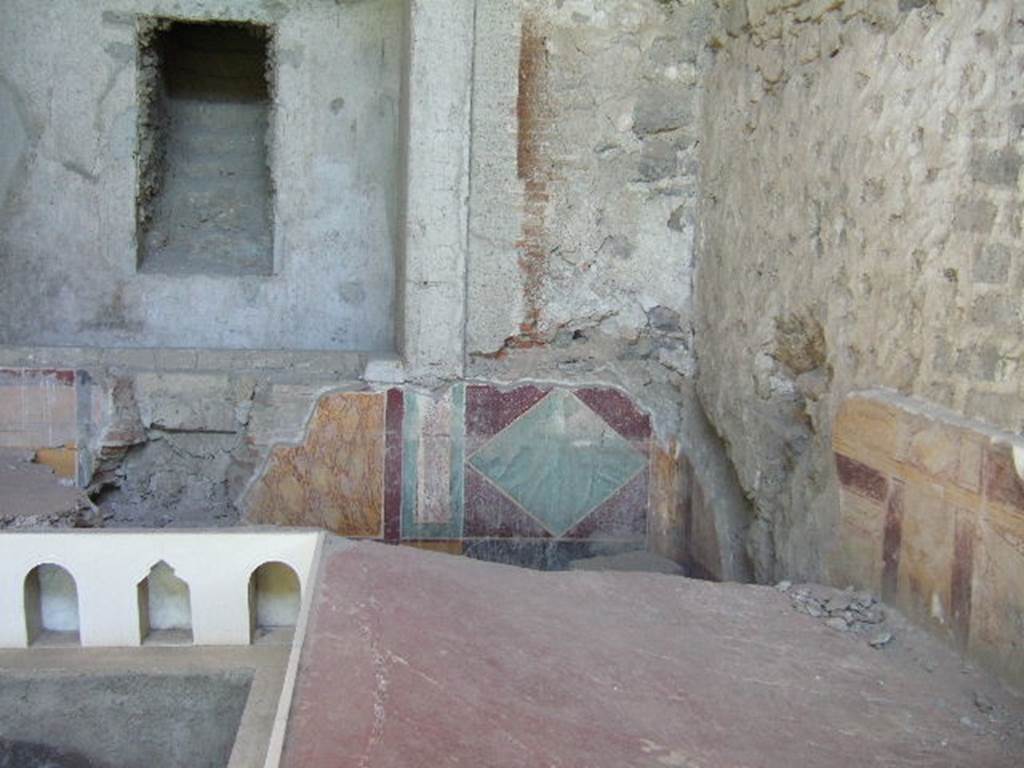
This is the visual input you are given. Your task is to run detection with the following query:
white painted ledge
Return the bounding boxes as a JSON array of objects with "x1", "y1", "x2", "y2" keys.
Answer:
[{"x1": 0, "y1": 529, "x2": 321, "y2": 648}]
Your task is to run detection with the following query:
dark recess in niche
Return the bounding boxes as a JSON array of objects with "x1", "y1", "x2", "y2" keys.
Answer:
[{"x1": 136, "y1": 19, "x2": 274, "y2": 276}]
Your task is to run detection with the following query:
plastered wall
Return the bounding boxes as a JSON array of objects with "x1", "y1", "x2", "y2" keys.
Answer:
[{"x1": 0, "y1": 0, "x2": 403, "y2": 351}]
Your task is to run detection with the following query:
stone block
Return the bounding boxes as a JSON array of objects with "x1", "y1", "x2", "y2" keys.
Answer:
[
  {"x1": 134, "y1": 373, "x2": 253, "y2": 433},
  {"x1": 633, "y1": 87, "x2": 692, "y2": 137},
  {"x1": 952, "y1": 199, "x2": 998, "y2": 234},
  {"x1": 638, "y1": 139, "x2": 678, "y2": 182},
  {"x1": 724, "y1": 0, "x2": 749, "y2": 36},
  {"x1": 969, "y1": 146, "x2": 1022, "y2": 188},
  {"x1": 969, "y1": 295, "x2": 1019, "y2": 329}
]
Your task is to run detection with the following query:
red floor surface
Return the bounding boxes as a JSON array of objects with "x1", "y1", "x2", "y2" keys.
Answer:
[{"x1": 282, "y1": 539, "x2": 1024, "y2": 768}]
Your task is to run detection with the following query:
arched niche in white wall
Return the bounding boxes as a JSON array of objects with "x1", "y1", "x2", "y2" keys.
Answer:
[
  {"x1": 24, "y1": 564, "x2": 80, "y2": 646},
  {"x1": 137, "y1": 560, "x2": 192, "y2": 645},
  {"x1": 248, "y1": 561, "x2": 301, "y2": 644}
]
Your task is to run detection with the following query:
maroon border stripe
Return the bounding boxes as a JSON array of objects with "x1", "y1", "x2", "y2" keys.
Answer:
[
  {"x1": 836, "y1": 453, "x2": 889, "y2": 504},
  {"x1": 881, "y1": 479, "x2": 904, "y2": 602},
  {"x1": 984, "y1": 446, "x2": 1024, "y2": 510},
  {"x1": 384, "y1": 388, "x2": 404, "y2": 544},
  {"x1": 574, "y1": 387, "x2": 652, "y2": 442},
  {"x1": 950, "y1": 512, "x2": 975, "y2": 651}
]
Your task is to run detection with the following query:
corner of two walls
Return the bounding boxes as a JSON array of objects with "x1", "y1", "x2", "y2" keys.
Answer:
[{"x1": 695, "y1": 0, "x2": 1024, "y2": 589}]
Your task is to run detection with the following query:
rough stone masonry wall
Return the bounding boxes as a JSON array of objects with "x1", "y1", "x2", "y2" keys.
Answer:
[
  {"x1": 698, "y1": 0, "x2": 1024, "y2": 582},
  {"x1": 465, "y1": 0, "x2": 752, "y2": 578}
]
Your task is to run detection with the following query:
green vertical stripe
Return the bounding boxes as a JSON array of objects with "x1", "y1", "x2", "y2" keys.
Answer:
[{"x1": 400, "y1": 391, "x2": 420, "y2": 538}]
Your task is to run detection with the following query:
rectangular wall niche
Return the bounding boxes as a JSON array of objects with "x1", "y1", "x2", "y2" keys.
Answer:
[{"x1": 137, "y1": 20, "x2": 274, "y2": 276}]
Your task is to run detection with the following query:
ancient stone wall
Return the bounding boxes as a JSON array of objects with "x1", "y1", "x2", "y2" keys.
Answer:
[
  {"x1": 463, "y1": 0, "x2": 753, "y2": 578},
  {"x1": 698, "y1": 0, "x2": 1024, "y2": 581},
  {"x1": 0, "y1": 0, "x2": 403, "y2": 351},
  {"x1": 0, "y1": 0, "x2": 753, "y2": 579}
]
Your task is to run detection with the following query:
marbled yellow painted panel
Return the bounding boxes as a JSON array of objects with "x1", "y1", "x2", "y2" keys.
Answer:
[{"x1": 247, "y1": 392, "x2": 386, "y2": 537}]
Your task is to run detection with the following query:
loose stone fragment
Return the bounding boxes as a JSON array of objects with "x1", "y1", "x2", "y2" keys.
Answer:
[
  {"x1": 826, "y1": 617, "x2": 850, "y2": 632},
  {"x1": 868, "y1": 631, "x2": 892, "y2": 649}
]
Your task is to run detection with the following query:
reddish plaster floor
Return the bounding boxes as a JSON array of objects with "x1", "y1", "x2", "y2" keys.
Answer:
[{"x1": 282, "y1": 540, "x2": 1024, "y2": 767}]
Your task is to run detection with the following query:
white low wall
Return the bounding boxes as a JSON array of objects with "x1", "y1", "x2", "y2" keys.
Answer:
[{"x1": 0, "y1": 529, "x2": 321, "y2": 648}]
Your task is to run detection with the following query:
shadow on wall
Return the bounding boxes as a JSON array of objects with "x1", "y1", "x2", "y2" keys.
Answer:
[
  {"x1": 24, "y1": 564, "x2": 80, "y2": 646},
  {"x1": 137, "y1": 560, "x2": 192, "y2": 646}
]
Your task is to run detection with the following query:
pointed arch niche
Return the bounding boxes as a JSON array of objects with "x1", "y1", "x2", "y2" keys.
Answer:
[{"x1": 137, "y1": 560, "x2": 192, "y2": 645}]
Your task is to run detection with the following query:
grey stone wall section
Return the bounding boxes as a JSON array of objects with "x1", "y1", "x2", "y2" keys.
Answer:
[
  {"x1": 0, "y1": 0, "x2": 402, "y2": 351},
  {"x1": 0, "y1": 0, "x2": 758, "y2": 573},
  {"x1": 466, "y1": 0, "x2": 706, "y2": 362},
  {"x1": 697, "y1": 0, "x2": 1024, "y2": 581},
  {"x1": 462, "y1": 0, "x2": 753, "y2": 579}
]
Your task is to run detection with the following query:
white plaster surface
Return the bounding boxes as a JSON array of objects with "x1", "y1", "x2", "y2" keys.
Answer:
[
  {"x1": 0, "y1": 530, "x2": 320, "y2": 647},
  {"x1": 32, "y1": 563, "x2": 80, "y2": 633}
]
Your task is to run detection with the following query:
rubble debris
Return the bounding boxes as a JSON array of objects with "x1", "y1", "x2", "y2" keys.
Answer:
[
  {"x1": 0, "y1": 450, "x2": 102, "y2": 530},
  {"x1": 869, "y1": 631, "x2": 893, "y2": 649},
  {"x1": 777, "y1": 581, "x2": 893, "y2": 649}
]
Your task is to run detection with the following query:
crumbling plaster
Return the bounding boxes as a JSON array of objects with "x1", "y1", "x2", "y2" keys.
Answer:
[
  {"x1": 462, "y1": 0, "x2": 752, "y2": 579},
  {"x1": 698, "y1": 0, "x2": 1024, "y2": 582}
]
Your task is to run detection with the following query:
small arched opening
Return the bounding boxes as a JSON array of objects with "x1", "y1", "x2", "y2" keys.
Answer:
[
  {"x1": 24, "y1": 564, "x2": 80, "y2": 646},
  {"x1": 248, "y1": 561, "x2": 301, "y2": 644},
  {"x1": 137, "y1": 560, "x2": 192, "y2": 645}
]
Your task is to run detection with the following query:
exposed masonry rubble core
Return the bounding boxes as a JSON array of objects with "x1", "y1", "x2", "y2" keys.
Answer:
[
  {"x1": 136, "y1": 19, "x2": 275, "y2": 277},
  {"x1": 0, "y1": 0, "x2": 1023, "y2": 685},
  {"x1": 699, "y1": 0, "x2": 1024, "y2": 583}
]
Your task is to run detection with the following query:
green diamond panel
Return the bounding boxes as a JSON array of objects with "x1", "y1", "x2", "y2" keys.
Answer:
[{"x1": 467, "y1": 390, "x2": 646, "y2": 536}]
